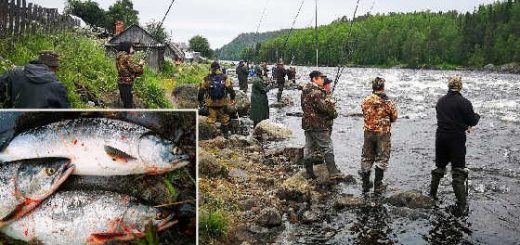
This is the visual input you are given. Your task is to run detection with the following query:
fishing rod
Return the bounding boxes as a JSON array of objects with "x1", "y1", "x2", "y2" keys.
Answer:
[
  {"x1": 155, "y1": 0, "x2": 176, "y2": 37},
  {"x1": 280, "y1": 0, "x2": 306, "y2": 62},
  {"x1": 252, "y1": 0, "x2": 271, "y2": 52}
]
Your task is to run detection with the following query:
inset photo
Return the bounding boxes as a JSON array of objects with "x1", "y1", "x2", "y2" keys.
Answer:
[{"x1": 0, "y1": 111, "x2": 196, "y2": 245}]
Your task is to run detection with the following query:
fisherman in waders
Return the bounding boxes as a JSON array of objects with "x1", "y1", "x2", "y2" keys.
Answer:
[
  {"x1": 287, "y1": 66, "x2": 297, "y2": 85},
  {"x1": 198, "y1": 61, "x2": 236, "y2": 137},
  {"x1": 272, "y1": 61, "x2": 287, "y2": 102},
  {"x1": 430, "y1": 76, "x2": 480, "y2": 216},
  {"x1": 360, "y1": 77, "x2": 398, "y2": 195},
  {"x1": 301, "y1": 71, "x2": 344, "y2": 180},
  {"x1": 236, "y1": 60, "x2": 249, "y2": 93},
  {"x1": 0, "y1": 50, "x2": 70, "y2": 108}
]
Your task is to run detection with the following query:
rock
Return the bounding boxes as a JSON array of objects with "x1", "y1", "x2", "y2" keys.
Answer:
[
  {"x1": 256, "y1": 208, "x2": 282, "y2": 227},
  {"x1": 301, "y1": 210, "x2": 319, "y2": 224},
  {"x1": 385, "y1": 190, "x2": 435, "y2": 209},
  {"x1": 270, "y1": 146, "x2": 304, "y2": 165},
  {"x1": 235, "y1": 90, "x2": 251, "y2": 116},
  {"x1": 335, "y1": 194, "x2": 366, "y2": 209},
  {"x1": 253, "y1": 120, "x2": 293, "y2": 141},
  {"x1": 277, "y1": 174, "x2": 312, "y2": 203},
  {"x1": 499, "y1": 62, "x2": 520, "y2": 74},
  {"x1": 242, "y1": 198, "x2": 259, "y2": 211},
  {"x1": 198, "y1": 150, "x2": 228, "y2": 178},
  {"x1": 198, "y1": 116, "x2": 218, "y2": 140},
  {"x1": 483, "y1": 64, "x2": 495, "y2": 71},
  {"x1": 270, "y1": 97, "x2": 294, "y2": 108},
  {"x1": 314, "y1": 164, "x2": 330, "y2": 183},
  {"x1": 286, "y1": 111, "x2": 303, "y2": 117},
  {"x1": 171, "y1": 84, "x2": 198, "y2": 109}
]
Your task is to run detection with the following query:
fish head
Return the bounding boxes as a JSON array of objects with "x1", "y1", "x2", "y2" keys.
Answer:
[
  {"x1": 124, "y1": 205, "x2": 176, "y2": 232},
  {"x1": 15, "y1": 157, "x2": 75, "y2": 201},
  {"x1": 139, "y1": 134, "x2": 190, "y2": 174}
]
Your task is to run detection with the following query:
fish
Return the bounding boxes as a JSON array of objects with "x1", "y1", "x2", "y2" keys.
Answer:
[
  {"x1": 0, "y1": 118, "x2": 190, "y2": 176},
  {"x1": 0, "y1": 158, "x2": 74, "y2": 228},
  {"x1": 1, "y1": 190, "x2": 177, "y2": 245}
]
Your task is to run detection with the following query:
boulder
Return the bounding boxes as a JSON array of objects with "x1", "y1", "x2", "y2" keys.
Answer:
[
  {"x1": 256, "y1": 208, "x2": 282, "y2": 227},
  {"x1": 235, "y1": 90, "x2": 251, "y2": 116},
  {"x1": 483, "y1": 64, "x2": 495, "y2": 71},
  {"x1": 385, "y1": 190, "x2": 435, "y2": 209},
  {"x1": 198, "y1": 150, "x2": 228, "y2": 178},
  {"x1": 500, "y1": 62, "x2": 520, "y2": 74},
  {"x1": 198, "y1": 116, "x2": 218, "y2": 140},
  {"x1": 269, "y1": 146, "x2": 304, "y2": 165},
  {"x1": 334, "y1": 194, "x2": 366, "y2": 209},
  {"x1": 277, "y1": 173, "x2": 312, "y2": 203},
  {"x1": 253, "y1": 120, "x2": 292, "y2": 141},
  {"x1": 171, "y1": 84, "x2": 199, "y2": 109}
]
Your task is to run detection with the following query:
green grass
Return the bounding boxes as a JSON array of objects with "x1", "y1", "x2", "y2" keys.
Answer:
[{"x1": 199, "y1": 205, "x2": 230, "y2": 241}]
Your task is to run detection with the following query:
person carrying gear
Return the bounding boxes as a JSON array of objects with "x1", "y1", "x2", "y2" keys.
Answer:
[
  {"x1": 272, "y1": 61, "x2": 287, "y2": 102},
  {"x1": 198, "y1": 61, "x2": 236, "y2": 137},
  {"x1": 0, "y1": 50, "x2": 70, "y2": 108},
  {"x1": 360, "y1": 77, "x2": 398, "y2": 195},
  {"x1": 236, "y1": 60, "x2": 249, "y2": 93},
  {"x1": 116, "y1": 42, "x2": 144, "y2": 108},
  {"x1": 301, "y1": 71, "x2": 344, "y2": 180},
  {"x1": 430, "y1": 75, "x2": 480, "y2": 216}
]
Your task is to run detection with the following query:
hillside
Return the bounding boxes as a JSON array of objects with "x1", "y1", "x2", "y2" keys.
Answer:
[{"x1": 215, "y1": 29, "x2": 290, "y2": 61}]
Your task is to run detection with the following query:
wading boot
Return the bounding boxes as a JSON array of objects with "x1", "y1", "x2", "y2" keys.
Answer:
[
  {"x1": 325, "y1": 153, "x2": 345, "y2": 180},
  {"x1": 374, "y1": 167, "x2": 386, "y2": 195},
  {"x1": 430, "y1": 168, "x2": 446, "y2": 200},
  {"x1": 359, "y1": 170, "x2": 372, "y2": 193},
  {"x1": 303, "y1": 159, "x2": 316, "y2": 180},
  {"x1": 452, "y1": 168, "x2": 469, "y2": 217}
]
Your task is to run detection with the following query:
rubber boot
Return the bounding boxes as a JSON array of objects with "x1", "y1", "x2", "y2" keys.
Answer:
[
  {"x1": 325, "y1": 153, "x2": 344, "y2": 179},
  {"x1": 359, "y1": 170, "x2": 372, "y2": 193},
  {"x1": 429, "y1": 168, "x2": 446, "y2": 200},
  {"x1": 452, "y1": 168, "x2": 469, "y2": 216},
  {"x1": 374, "y1": 167, "x2": 385, "y2": 195},
  {"x1": 303, "y1": 158, "x2": 316, "y2": 180}
]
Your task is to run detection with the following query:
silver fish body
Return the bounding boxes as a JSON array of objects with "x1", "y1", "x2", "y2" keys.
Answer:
[
  {"x1": 0, "y1": 118, "x2": 189, "y2": 176},
  {"x1": 1, "y1": 190, "x2": 175, "y2": 245},
  {"x1": 0, "y1": 158, "x2": 74, "y2": 228}
]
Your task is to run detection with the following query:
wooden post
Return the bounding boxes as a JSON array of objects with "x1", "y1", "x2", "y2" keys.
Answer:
[
  {"x1": 27, "y1": 2, "x2": 33, "y2": 34},
  {"x1": 20, "y1": 0, "x2": 26, "y2": 34},
  {"x1": 13, "y1": 0, "x2": 20, "y2": 35},
  {"x1": 0, "y1": 0, "x2": 6, "y2": 37},
  {"x1": 36, "y1": 5, "x2": 42, "y2": 33},
  {"x1": 7, "y1": 0, "x2": 14, "y2": 36}
]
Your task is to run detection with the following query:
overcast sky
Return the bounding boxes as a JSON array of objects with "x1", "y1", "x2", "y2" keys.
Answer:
[{"x1": 29, "y1": 0, "x2": 496, "y2": 49}]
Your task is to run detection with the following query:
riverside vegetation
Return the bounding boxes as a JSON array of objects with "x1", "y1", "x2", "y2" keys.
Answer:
[{"x1": 0, "y1": 32, "x2": 209, "y2": 108}]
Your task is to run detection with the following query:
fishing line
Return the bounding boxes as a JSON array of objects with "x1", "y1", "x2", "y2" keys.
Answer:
[
  {"x1": 252, "y1": 0, "x2": 271, "y2": 49},
  {"x1": 280, "y1": 0, "x2": 306, "y2": 61}
]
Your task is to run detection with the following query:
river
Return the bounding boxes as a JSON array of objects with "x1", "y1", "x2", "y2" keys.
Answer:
[{"x1": 253, "y1": 66, "x2": 519, "y2": 244}]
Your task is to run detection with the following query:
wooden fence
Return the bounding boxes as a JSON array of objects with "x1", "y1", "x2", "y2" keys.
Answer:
[{"x1": 0, "y1": 0, "x2": 80, "y2": 37}]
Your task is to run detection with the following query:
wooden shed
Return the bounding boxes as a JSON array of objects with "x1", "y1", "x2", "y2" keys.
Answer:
[{"x1": 105, "y1": 24, "x2": 184, "y2": 70}]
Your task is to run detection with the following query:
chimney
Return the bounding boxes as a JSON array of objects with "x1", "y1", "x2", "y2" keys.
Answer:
[{"x1": 115, "y1": 20, "x2": 124, "y2": 35}]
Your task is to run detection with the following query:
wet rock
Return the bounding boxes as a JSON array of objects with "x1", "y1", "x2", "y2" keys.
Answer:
[
  {"x1": 388, "y1": 206, "x2": 429, "y2": 220},
  {"x1": 235, "y1": 90, "x2": 251, "y2": 116},
  {"x1": 242, "y1": 198, "x2": 260, "y2": 211},
  {"x1": 270, "y1": 97, "x2": 294, "y2": 108},
  {"x1": 385, "y1": 190, "x2": 435, "y2": 209},
  {"x1": 500, "y1": 62, "x2": 520, "y2": 74},
  {"x1": 277, "y1": 174, "x2": 312, "y2": 203},
  {"x1": 335, "y1": 194, "x2": 366, "y2": 209},
  {"x1": 198, "y1": 150, "x2": 228, "y2": 178},
  {"x1": 253, "y1": 120, "x2": 293, "y2": 141},
  {"x1": 269, "y1": 146, "x2": 304, "y2": 165},
  {"x1": 171, "y1": 84, "x2": 198, "y2": 109},
  {"x1": 483, "y1": 64, "x2": 496, "y2": 71},
  {"x1": 198, "y1": 116, "x2": 218, "y2": 140},
  {"x1": 256, "y1": 208, "x2": 282, "y2": 227},
  {"x1": 301, "y1": 210, "x2": 319, "y2": 224},
  {"x1": 286, "y1": 111, "x2": 303, "y2": 117}
]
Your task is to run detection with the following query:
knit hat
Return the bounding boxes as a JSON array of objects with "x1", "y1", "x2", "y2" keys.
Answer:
[
  {"x1": 448, "y1": 75, "x2": 462, "y2": 91},
  {"x1": 38, "y1": 50, "x2": 60, "y2": 67},
  {"x1": 372, "y1": 77, "x2": 385, "y2": 91}
]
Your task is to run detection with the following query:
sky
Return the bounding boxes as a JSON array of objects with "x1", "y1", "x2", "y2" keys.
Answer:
[{"x1": 29, "y1": 0, "x2": 496, "y2": 49}]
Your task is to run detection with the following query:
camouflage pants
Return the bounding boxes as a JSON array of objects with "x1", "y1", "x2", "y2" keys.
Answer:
[
  {"x1": 361, "y1": 131, "x2": 391, "y2": 172},
  {"x1": 207, "y1": 107, "x2": 230, "y2": 125},
  {"x1": 304, "y1": 130, "x2": 334, "y2": 164}
]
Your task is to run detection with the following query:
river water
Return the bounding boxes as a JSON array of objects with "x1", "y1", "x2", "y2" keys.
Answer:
[{"x1": 257, "y1": 66, "x2": 520, "y2": 244}]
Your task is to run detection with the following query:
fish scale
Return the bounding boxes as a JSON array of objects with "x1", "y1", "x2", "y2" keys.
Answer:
[{"x1": 0, "y1": 118, "x2": 189, "y2": 176}]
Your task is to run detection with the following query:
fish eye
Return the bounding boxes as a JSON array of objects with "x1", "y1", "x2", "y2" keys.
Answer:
[
  {"x1": 171, "y1": 146, "x2": 182, "y2": 154},
  {"x1": 45, "y1": 168, "x2": 56, "y2": 176}
]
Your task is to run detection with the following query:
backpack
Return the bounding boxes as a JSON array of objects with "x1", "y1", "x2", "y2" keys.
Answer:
[{"x1": 208, "y1": 74, "x2": 226, "y2": 100}]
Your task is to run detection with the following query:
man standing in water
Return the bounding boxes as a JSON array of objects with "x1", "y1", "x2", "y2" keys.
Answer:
[
  {"x1": 301, "y1": 71, "x2": 344, "y2": 180},
  {"x1": 236, "y1": 60, "x2": 249, "y2": 93},
  {"x1": 430, "y1": 75, "x2": 480, "y2": 216},
  {"x1": 360, "y1": 77, "x2": 398, "y2": 194},
  {"x1": 272, "y1": 61, "x2": 287, "y2": 102}
]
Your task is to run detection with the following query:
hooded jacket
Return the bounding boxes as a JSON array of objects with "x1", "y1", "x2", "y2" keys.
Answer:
[{"x1": 0, "y1": 61, "x2": 70, "y2": 108}]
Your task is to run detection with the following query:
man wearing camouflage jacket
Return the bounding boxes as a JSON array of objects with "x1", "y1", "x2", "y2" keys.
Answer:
[
  {"x1": 301, "y1": 71, "x2": 344, "y2": 180},
  {"x1": 360, "y1": 77, "x2": 398, "y2": 194}
]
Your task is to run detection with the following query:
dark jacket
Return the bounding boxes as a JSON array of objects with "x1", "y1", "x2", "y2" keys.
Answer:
[
  {"x1": 236, "y1": 64, "x2": 249, "y2": 81},
  {"x1": 0, "y1": 61, "x2": 70, "y2": 108},
  {"x1": 301, "y1": 83, "x2": 338, "y2": 130},
  {"x1": 436, "y1": 90, "x2": 480, "y2": 133},
  {"x1": 272, "y1": 65, "x2": 287, "y2": 85},
  {"x1": 250, "y1": 76, "x2": 271, "y2": 125}
]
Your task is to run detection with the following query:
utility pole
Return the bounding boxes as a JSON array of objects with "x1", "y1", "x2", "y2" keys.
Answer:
[{"x1": 315, "y1": 0, "x2": 319, "y2": 68}]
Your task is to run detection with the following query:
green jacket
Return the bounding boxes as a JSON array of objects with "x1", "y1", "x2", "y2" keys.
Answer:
[{"x1": 250, "y1": 76, "x2": 271, "y2": 125}]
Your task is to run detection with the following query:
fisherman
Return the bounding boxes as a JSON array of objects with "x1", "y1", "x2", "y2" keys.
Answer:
[
  {"x1": 236, "y1": 60, "x2": 249, "y2": 93},
  {"x1": 301, "y1": 71, "x2": 344, "y2": 180},
  {"x1": 0, "y1": 50, "x2": 70, "y2": 108},
  {"x1": 360, "y1": 77, "x2": 398, "y2": 194},
  {"x1": 430, "y1": 75, "x2": 480, "y2": 216},
  {"x1": 272, "y1": 61, "x2": 287, "y2": 102},
  {"x1": 250, "y1": 65, "x2": 272, "y2": 127},
  {"x1": 287, "y1": 66, "x2": 297, "y2": 84},
  {"x1": 116, "y1": 42, "x2": 145, "y2": 108},
  {"x1": 198, "y1": 61, "x2": 236, "y2": 137},
  {"x1": 248, "y1": 62, "x2": 257, "y2": 77},
  {"x1": 260, "y1": 62, "x2": 269, "y2": 80}
]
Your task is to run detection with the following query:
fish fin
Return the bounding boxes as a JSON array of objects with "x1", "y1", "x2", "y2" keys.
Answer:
[{"x1": 104, "y1": 145, "x2": 137, "y2": 163}]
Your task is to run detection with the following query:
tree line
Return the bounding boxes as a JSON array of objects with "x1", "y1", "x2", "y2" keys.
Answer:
[{"x1": 244, "y1": 0, "x2": 520, "y2": 68}]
